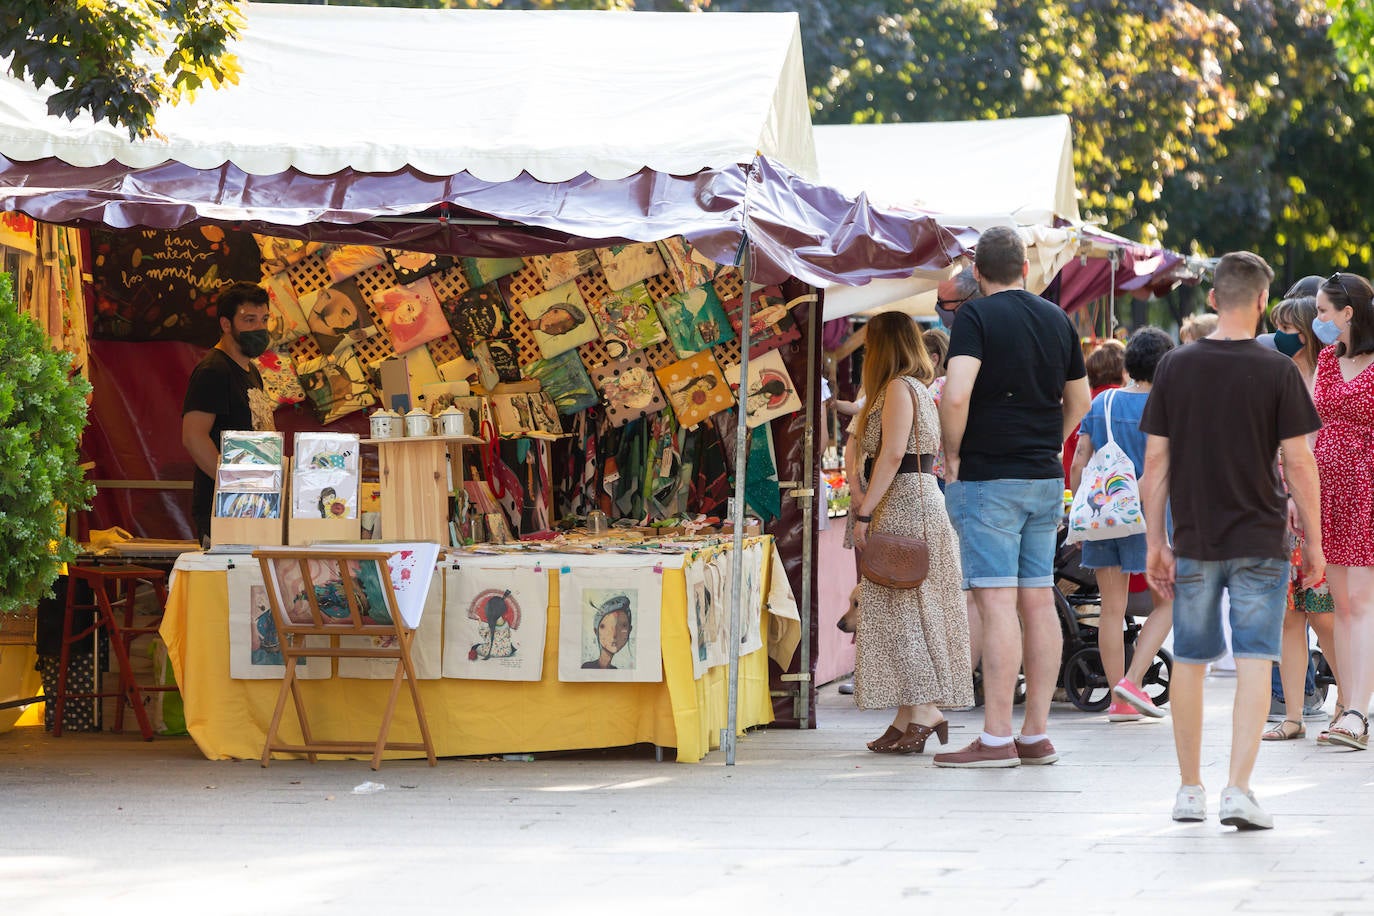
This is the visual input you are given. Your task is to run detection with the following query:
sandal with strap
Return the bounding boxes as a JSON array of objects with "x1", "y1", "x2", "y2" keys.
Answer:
[
  {"x1": 1317, "y1": 704, "x2": 1347, "y2": 746},
  {"x1": 1326, "y1": 709, "x2": 1368, "y2": 751},
  {"x1": 1262, "y1": 719, "x2": 1305, "y2": 741}
]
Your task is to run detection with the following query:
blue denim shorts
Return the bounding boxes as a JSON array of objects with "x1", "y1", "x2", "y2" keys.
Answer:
[
  {"x1": 944, "y1": 478, "x2": 1064, "y2": 589},
  {"x1": 1080, "y1": 532, "x2": 1148, "y2": 574},
  {"x1": 1172, "y1": 556, "x2": 1289, "y2": 664}
]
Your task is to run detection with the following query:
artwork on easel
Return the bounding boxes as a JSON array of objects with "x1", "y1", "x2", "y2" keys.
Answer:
[
  {"x1": 724, "y1": 348, "x2": 802, "y2": 428},
  {"x1": 461, "y1": 257, "x2": 525, "y2": 288},
  {"x1": 527, "y1": 250, "x2": 599, "y2": 290},
  {"x1": 525, "y1": 349, "x2": 598, "y2": 415},
  {"x1": 299, "y1": 279, "x2": 377, "y2": 356},
  {"x1": 595, "y1": 243, "x2": 665, "y2": 291},
  {"x1": 227, "y1": 564, "x2": 329, "y2": 680},
  {"x1": 591, "y1": 351, "x2": 667, "y2": 427},
  {"x1": 683, "y1": 557, "x2": 710, "y2": 680},
  {"x1": 385, "y1": 249, "x2": 454, "y2": 285},
  {"x1": 520, "y1": 280, "x2": 599, "y2": 359},
  {"x1": 263, "y1": 273, "x2": 310, "y2": 346},
  {"x1": 654, "y1": 350, "x2": 734, "y2": 429},
  {"x1": 442, "y1": 282, "x2": 512, "y2": 354},
  {"x1": 656, "y1": 236, "x2": 720, "y2": 293},
  {"x1": 371, "y1": 278, "x2": 451, "y2": 354},
  {"x1": 322, "y1": 244, "x2": 386, "y2": 283},
  {"x1": 558, "y1": 566, "x2": 663, "y2": 682},
  {"x1": 296, "y1": 350, "x2": 377, "y2": 424},
  {"x1": 654, "y1": 281, "x2": 735, "y2": 357},
  {"x1": 589, "y1": 282, "x2": 666, "y2": 359},
  {"x1": 721, "y1": 285, "x2": 801, "y2": 359},
  {"x1": 442, "y1": 566, "x2": 550, "y2": 681}
]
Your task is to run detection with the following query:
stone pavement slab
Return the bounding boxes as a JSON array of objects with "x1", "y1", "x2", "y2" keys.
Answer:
[{"x1": 3, "y1": 676, "x2": 1373, "y2": 915}]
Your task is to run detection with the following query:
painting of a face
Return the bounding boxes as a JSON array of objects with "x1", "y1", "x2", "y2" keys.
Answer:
[
  {"x1": 597, "y1": 609, "x2": 632, "y2": 655},
  {"x1": 309, "y1": 287, "x2": 360, "y2": 335},
  {"x1": 535, "y1": 305, "x2": 583, "y2": 336}
]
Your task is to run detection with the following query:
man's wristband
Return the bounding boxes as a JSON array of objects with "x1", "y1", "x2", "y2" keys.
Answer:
[{"x1": 855, "y1": 513, "x2": 872, "y2": 523}]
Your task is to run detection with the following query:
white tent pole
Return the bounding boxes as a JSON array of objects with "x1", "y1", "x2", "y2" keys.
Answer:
[{"x1": 723, "y1": 168, "x2": 757, "y2": 766}]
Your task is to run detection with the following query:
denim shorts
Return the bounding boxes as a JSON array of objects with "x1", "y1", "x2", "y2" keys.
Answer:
[
  {"x1": 944, "y1": 478, "x2": 1064, "y2": 589},
  {"x1": 1080, "y1": 532, "x2": 1147, "y2": 574},
  {"x1": 1172, "y1": 556, "x2": 1289, "y2": 664}
]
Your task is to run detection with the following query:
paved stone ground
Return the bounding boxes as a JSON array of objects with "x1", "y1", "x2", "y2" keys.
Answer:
[{"x1": 3, "y1": 676, "x2": 1373, "y2": 916}]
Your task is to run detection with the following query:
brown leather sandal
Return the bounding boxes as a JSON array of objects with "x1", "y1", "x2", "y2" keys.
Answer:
[
  {"x1": 891, "y1": 719, "x2": 950, "y2": 755},
  {"x1": 867, "y1": 725, "x2": 903, "y2": 752},
  {"x1": 1261, "y1": 719, "x2": 1305, "y2": 741},
  {"x1": 1327, "y1": 709, "x2": 1368, "y2": 751}
]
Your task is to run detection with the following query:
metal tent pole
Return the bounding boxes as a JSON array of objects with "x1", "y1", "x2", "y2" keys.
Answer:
[{"x1": 792, "y1": 294, "x2": 819, "y2": 727}]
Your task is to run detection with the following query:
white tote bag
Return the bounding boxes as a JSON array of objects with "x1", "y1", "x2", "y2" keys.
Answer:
[{"x1": 1066, "y1": 390, "x2": 1146, "y2": 544}]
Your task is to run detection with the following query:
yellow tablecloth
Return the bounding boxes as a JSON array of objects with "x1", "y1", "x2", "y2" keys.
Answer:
[{"x1": 160, "y1": 541, "x2": 774, "y2": 763}]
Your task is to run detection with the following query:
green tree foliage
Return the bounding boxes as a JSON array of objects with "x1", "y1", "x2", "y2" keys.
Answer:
[
  {"x1": 1330, "y1": 0, "x2": 1374, "y2": 90},
  {"x1": 0, "y1": 0, "x2": 244, "y2": 139},
  {"x1": 0, "y1": 274, "x2": 94, "y2": 616}
]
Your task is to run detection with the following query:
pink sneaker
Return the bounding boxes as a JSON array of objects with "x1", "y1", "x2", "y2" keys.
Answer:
[
  {"x1": 1107, "y1": 701, "x2": 1142, "y2": 722},
  {"x1": 1113, "y1": 678, "x2": 1165, "y2": 718}
]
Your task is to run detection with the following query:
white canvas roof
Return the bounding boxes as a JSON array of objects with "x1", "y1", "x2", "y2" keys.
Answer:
[{"x1": 0, "y1": 3, "x2": 817, "y2": 182}]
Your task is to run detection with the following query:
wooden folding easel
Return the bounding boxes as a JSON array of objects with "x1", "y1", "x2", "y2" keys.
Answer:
[{"x1": 253, "y1": 547, "x2": 437, "y2": 770}]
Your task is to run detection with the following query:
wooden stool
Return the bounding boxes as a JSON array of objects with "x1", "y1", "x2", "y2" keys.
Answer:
[{"x1": 54, "y1": 564, "x2": 172, "y2": 741}]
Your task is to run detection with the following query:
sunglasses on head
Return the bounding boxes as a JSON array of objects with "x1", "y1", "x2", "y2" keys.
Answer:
[{"x1": 1329, "y1": 272, "x2": 1355, "y2": 302}]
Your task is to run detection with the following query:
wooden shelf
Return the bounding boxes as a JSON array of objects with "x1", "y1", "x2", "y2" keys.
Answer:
[{"x1": 361, "y1": 434, "x2": 484, "y2": 446}]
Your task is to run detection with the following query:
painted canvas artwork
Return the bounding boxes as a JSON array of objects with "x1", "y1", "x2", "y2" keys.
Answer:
[
  {"x1": 263, "y1": 273, "x2": 310, "y2": 347},
  {"x1": 524, "y1": 349, "x2": 598, "y2": 415},
  {"x1": 386, "y1": 249, "x2": 454, "y2": 284},
  {"x1": 654, "y1": 281, "x2": 735, "y2": 357},
  {"x1": 722, "y1": 285, "x2": 801, "y2": 359},
  {"x1": 595, "y1": 243, "x2": 665, "y2": 291},
  {"x1": 527, "y1": 250, "x2": 599, "y2": 289},
  {"x1": 296, "y1": 349, "x2": 377, "y2": 424},
  {"x1": 337, "y1": 575, "x2": 443, "y2": 679},
  {"x1": 724, "y1": 348, "x2": 802, "y2": 428},
  {"x1": 255, "y1": 235, "x2": 323, "y2": 276},
  {"x1": 589, "y1": 282, "x2": 666, "y2": 359},
  {"x1": 227, "y1": 565, "x2": 328, "y2": 680},
  {"x1": 471, "y1": 338, "x2": 524, "y2": 388},
  {"x1": 520, "y1": 281, "x2": 599, "y2": 359},
  {"x1": 591, "y1": 351, "x2": 667, "y2": 427},
  {"x1": 442, "y1": 566, "x2": 549, "y2": 681},
  {"x1": 442, "y1": 281, "x2": 511, "y2": 354},
  {"x1": 299, "y1": 279, "x2": 377, "y2": 356},
  {"x1": 654, "y1": 350, "x2": 734, "y2": 428},
  {"x1": 656, "y1": 237, "x2": 719, "y2": 293},
  {"x1": 371, "y1": 278, "x2": 451, "y2": 354},
  {"x1": 461, "y1": 257, "x2": 525, "y2": 288},
  {"x1": 253, "y1": 347, "x2": 305, "y2": 407},
  {"x1": 322, "y1": 244, "x2": 387, "y2": 283},
  {"x1": 558, "y1": 567, "x2": 663, "y2": 682}
]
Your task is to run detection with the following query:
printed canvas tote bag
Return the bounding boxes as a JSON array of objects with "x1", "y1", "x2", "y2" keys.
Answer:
[{"x1": 1066, "y1": 390, "x2": 1147, "y2": 543}]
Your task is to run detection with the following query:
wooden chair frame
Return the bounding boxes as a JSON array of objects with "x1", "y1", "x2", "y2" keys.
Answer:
[{"x1": 252, "y1": 547, "x2": 437, "y2": 770}]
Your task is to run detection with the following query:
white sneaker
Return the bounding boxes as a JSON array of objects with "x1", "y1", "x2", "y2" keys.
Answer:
[
  {"x1": 1172, "y1": 784, "x2": 1206, "y2": 822},
  {"x1": 1219, "y1": 786, "x2": 1273, "y2": 830}
]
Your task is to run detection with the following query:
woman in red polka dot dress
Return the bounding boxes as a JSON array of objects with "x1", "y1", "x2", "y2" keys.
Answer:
[{"x1": 1312, "y1": 272, "x2": 1374, "y2": 750}]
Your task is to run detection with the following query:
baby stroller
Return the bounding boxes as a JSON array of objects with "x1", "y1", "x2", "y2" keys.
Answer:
[{"x1": 1054, "y1": 530, "x2": 1173, "y2": 712}]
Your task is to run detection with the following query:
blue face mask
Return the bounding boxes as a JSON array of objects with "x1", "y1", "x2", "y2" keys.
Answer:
[
  {"x1": 1311, "y1": 315, "x2": 1343, "y2": 346},
  {"x1": 1274, "y1": 330, "x2": 1303, "y2": 357}
]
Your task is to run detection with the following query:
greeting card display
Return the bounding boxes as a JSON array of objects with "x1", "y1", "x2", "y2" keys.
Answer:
[
  {"x1": 254, "y1": 347, "x2": 306, "y2": 407},
  {"x1": 299, "y1": 279, "x2": 377, "y2": 356},
  {"x1": 595, "y1": 243, "x2": 665, "y2": 291},
  {"x1": 524, "y1": 350, "x2": 598, "y2": 415},
  {"x1": 655, "y1": 282, "x2": 735, "y2": 357},
  {"x1": 724, "y1": 349, "x2": 802, "y2": 428},
  {"x1": 264, "y1": 274, "x2": 310, "y2": 347},
  {"x1": 385, "y1": 249, "x2": 454, "y2": 284},
  {"x1": 589, "y1": 282, "x2": 666, "y2": 359},
  {"x1": 442, "y1": 281, "x2": 512, "y2": 354},
  {"x1": 558, "y1": 567, "x2": 663, "y2": 682},
  {"x1": 722, "y1": 285, "x2": 800, "y2": 358},
  {"x1": 297, "y1": 349, "x2": 377, "y2": 424},
  {"x1": 443, "y1": 566, "x2": 550, "y2": 681},
  {"x1": 591, "y1": 351, "x2": 668, "y2": 427},
  {"x1": 520, "y1": 281, "x2": 599, "y2": 359},
  {"x1": 527, "y1": 250, "x2": 599, "y2": 289},
  {"x1": 214, "y1": 430, "x2": 285, "y2": 521},
  {"x1": 322, "y1": 244, "x2": 386, "y2": 283},
  {"x1": 656, "y1": 237, "x2": 719, "y2": 292},
  {"x1": 655, "y1": 350, "x2": 734, "y2": 428},
  {"x1": 292, "y1": 432, "x2": 361, "y2": 520},
  {"x1": 461, "y1": 257, "x2": 525, "y2": 288},
  {"x1": 371, "y1": 278, "x2": 451, "y2": 354}
]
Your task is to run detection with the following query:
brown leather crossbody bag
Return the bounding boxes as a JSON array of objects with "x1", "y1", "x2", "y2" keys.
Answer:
[{"x1": 858, "y1": 378, "x2": 931, "y2": 590}]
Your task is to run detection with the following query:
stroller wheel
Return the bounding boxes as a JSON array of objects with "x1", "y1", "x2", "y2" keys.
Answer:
[
  {"x1": 1139, "y1": 648, "x2": 1172, "y2": 709},
  {"x1": 1063, "y1": 646, "x2": 1112, "y2": 712},
  {"x1": 1310, "y1": 648, "x2": 1334, "y2": 707}
]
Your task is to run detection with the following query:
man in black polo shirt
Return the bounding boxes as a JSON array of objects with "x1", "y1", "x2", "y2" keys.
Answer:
[
  {"x1": 182, "y1": 282, "x2": 275, "y2": 545},
  {"x1": 935, "y1": 226, "x2": 1090, "y2": 768}
]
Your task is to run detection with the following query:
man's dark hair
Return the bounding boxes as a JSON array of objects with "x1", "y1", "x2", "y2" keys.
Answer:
[
  {"x1": 1211, "y1": 251, "x2": 1274, "y2": 311},
  {"x1": 1124, "y1": 327, "x2": 1174, "y2": 384},
  {"x1": 973, "y1": 226, "x2": 1026, "y2": 285},
  {"x1": 216, "y1": 281, "x2": 269, "y2": 324},
  {"x1": 1321, "y1": 272, "x2": 1374, "y2": 358}
]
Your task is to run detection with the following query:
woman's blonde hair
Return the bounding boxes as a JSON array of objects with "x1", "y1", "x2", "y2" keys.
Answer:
[{"x1": 855, "y1": 312, "x2": 932, "y2": 446}]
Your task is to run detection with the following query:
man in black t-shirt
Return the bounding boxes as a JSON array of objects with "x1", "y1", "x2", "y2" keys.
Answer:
[
  {"x1": 182, "y1": 282, "x2": 275, "y2": 544},
  {"x1": 1139, "y1": 251, "x2": 1322, "y2": 830},
  {"x1": 934, "y1": 226, "x2": 1091, "y2": 769}
]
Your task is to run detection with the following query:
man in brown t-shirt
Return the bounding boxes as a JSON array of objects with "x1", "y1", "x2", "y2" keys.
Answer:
[{"x1": 1139, "y1": 251, "x2": 1323, "y2": 830}]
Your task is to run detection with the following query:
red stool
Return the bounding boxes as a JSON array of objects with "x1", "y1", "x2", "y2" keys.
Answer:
[{"x1": 54, "y1": 564, "x2": 172, "y2": 740}]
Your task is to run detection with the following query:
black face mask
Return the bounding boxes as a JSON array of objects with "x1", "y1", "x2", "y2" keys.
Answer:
[
  {"x1": 235, "y1": 328, "x2": 270, "y2": 359},
  {"x1": 1274, "y1": 330, "x2": 1303, "y2": 358}
]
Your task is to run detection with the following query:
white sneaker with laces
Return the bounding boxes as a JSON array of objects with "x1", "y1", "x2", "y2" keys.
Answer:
[
  {"x1": 1172, "y1": 784, "x2": 1206, "y2": 822},
  {"x1": 1219, "y1": 786, "x2": 1273, "y2": 830}
]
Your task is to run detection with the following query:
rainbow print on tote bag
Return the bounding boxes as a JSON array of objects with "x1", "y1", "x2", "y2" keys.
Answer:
[{"x1": 1066, "y1": 390, "x2": 1147, "y2": 543}]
